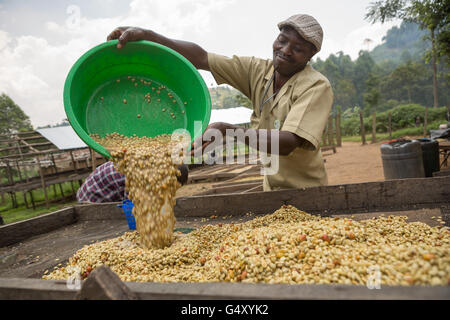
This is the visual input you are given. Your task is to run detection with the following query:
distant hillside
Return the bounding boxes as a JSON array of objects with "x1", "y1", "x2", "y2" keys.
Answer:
[
  {"x1": 369, "y1": 21, "x2": 429, "y2": 66},
  {"x1": 209, "y1": 86, "x2": 252, "y2": 110}
]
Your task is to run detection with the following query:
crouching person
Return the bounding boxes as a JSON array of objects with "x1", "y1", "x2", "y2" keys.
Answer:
[{"x1": 77, "y1": 162, "x2": 189, "y2": 203}]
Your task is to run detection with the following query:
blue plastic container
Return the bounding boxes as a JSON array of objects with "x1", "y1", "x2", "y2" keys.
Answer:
[
  {"x1": 117, "y1": 200, "x2": 195, "y2": 234},
  {"x1": 118, "y1": 200, "x2": 136, "y2": 230}
]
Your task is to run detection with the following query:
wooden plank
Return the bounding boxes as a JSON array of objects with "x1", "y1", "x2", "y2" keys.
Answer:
[
  {"x1": 433, "y1": 170, "x2": 450, "y2": 177},
  {"x1": 0, "y1": 278, "x2": 76, "y2": 300},
  {"x1": 212, "y1": 178, "x2": 263, "y2": 188},
  {"x1": 0, "y1": 149, "x2": 61, "y2": 160},
  {"x1": 175, "y1": 177, "x2": 450, "y2": 217},
  {"x1": 0, "y1": 171, "x2": 91, "y2": 193},
  {"x1": 0, "y1": 131, "x2": 37, "y2": 137},
  {"x1": 2, "y1": 177, "x2": 448, "y2": 247},
  {"x1": 0, "y1": 142, "x2": 53, "y2": 153},
  {"x1": 187, "y1": 172, "x2": 240, "y2": 183},
  {"x1": 74, "y1": 203, "x2": 124, "y2": 221},
  {"x1": 196, "y1": 182, "x2": 263, "y2": 196},
  {"x1": 0, "y1": 207, "x2": 76, "y2": 247},
  {"x1": 0, "y1": 278, "x2": 448, "y2": 300},
  {"x1": 240, "y1": 184, "x2": 263, "y2": 194},
  {"x1": 221, "y1": 166, "x2": 261, "y2": 183},
  {"x1": 0, "y1": 135, "x2": 45, "y2": 143},
  {"x1": 75, "y1": 266, "x2": 139, "y2": 300}
]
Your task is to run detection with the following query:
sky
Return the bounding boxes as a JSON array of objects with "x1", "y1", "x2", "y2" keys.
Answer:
[{"x1": 0, "y1": 0, "x2": 400, "y2": 128}]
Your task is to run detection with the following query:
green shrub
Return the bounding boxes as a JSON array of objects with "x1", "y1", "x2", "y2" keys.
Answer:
[{"x1": 340, "y1": 104, "x2": 448, "y2": 136}]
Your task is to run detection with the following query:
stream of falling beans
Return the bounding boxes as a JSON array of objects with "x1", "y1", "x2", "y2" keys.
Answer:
[{"x1": 91, "y1": 133, "x2": 186, "y2": 249}]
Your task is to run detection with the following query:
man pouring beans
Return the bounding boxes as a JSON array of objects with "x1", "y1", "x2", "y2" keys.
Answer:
[{"x1": 78, "y1": 13, "x2": 333, "y2": 201}]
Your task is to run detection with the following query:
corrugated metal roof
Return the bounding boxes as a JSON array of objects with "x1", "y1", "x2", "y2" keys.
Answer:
[
  {"x1": 37, "y1": 126, "x2": 87, "y2": 150},
  {"x1": 209, "y1": 107, "x2": 252, "y2": 125}
]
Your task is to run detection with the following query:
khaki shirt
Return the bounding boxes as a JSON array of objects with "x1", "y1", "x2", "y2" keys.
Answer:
[{"x1": 208, "y1": 53, "x2": 334, "y2": 191}]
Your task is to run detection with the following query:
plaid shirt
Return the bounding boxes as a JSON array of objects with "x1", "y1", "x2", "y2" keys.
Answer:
[{"x1": 77, "y1": 162, "x2": 127, "y2": 203}]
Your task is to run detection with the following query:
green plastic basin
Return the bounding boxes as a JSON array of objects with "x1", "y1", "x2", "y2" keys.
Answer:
[{"x1": 64, "y1": 40, "x2": 211, "y2": 158}]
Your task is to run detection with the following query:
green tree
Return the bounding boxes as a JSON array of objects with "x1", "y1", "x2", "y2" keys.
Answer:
[
  {"x1": 335, "y1": 79, "x2": 357, "y2": 109},
  {"x1": 235, "y1": 92, "x2": 252, "y2": 109},
  {"x1": 366, "y1": 0, "x2": 450, "y2": 107},
  {"x1": 369, "y1": 22, "x2": 428, "y2": 65},
  {"x1": 363, "y1": 73, "x2": 381, "y2": 116},
  {"x1": 354, "y1": 51, "x2": 376, "y2": 106},
  {"x1": 383, "y1": 61, "x2": 426, "y2": 103},
  {"x1": 0, "y1": 93, "x2": 33, "y2": 135}
]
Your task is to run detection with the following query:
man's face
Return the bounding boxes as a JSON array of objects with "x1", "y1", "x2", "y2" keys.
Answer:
[{"x1": 273, "y1": 26, "x2": 317, "y2": 77}]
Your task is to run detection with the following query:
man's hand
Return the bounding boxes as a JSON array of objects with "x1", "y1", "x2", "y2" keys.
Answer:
[
  {"x1": 190, "y1": 122, "x2": 231, "y2": 156},
  {"x1": 107, "y1": 26, "x2": 148, "y2": 49},
  {"x1": 106, "y1": 26, "x2": 209, "y2": 70}
]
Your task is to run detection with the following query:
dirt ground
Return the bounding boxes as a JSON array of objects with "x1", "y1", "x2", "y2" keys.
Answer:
[
  {"x1": 175, "y1": 141, "x2": 388, "y2": 197},
  {"x1": 324, "y1": 141, "x2": 385, "y2": 185},
  {"x1": 176, "y1": 138, "x2": 449, "y2": 197},
  {"x1": 325, "y1": 138, "x2": 449, "y2": 185}
]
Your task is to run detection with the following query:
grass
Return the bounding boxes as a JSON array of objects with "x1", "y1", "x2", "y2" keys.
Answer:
[
  {"x1": 1, "y1": 202, "x2": 78, "y2": 225},
  {"x1": 0, "y1": 181, "x2": 81, "y2": 225}
]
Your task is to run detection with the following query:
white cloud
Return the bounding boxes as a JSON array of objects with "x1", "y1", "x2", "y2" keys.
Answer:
[
  {"x1": 318, "y1": 20, "x2": 400, "y2": 60},
  {"x1": 0, "y1": 30, "x2": 11, "y2": 51},
  {"x1": 0, "y1": 0, "x2": 234, "y2": 127},
  {"x1": 0, "y1": 0, "x2": 401, "y2": 128}
]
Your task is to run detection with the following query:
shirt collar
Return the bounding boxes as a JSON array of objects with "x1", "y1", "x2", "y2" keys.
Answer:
[
  {"x1": 264, "y1": 65, "x2": 274, "y2": 81},
  {"x1": 265, "y1": 63, "x2": 312, "y2": 82}
]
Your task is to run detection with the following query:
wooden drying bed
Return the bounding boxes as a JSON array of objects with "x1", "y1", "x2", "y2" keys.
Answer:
[{"x1": 0, "y1": 176, "x2": 449, "y2": 299}]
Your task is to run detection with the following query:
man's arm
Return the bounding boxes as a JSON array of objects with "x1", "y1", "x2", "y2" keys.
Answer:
[
  {"x1": 191, "y1": 122, "x2": 306, "y2": 157},
  {"x1": 107, "y1": 27, "x2": 210, "y2": 71}
]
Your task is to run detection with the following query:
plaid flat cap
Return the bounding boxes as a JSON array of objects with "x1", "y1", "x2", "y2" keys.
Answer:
[{"x1": 278, "y1": 14, "x2": 323, "y2": 52}]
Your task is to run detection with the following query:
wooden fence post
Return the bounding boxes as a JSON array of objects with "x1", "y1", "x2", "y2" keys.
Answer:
[
  {"x1": 359, "y1": 111, "x2": 366, "y2": 145},
  {"x1": 335, "y1": 111, "x2": 342, "y2": 147},
  {"x1": 50, "y1": 153, "x2": 64, "y2": 197},
  {"x1": 322, "y1": 128, "x2": 327, "y2": 146},
  {"x1": 327, "y1": 116, "x2": 334, "y2": 146},
  {"x1": 29, "y1": 190, "x2": 36, "y2": 210},
  {"x1": 23, "y1": 190, "x2": 29, "y2": 209},
  {"x1": 14, "y1": 160, "x2": 22, "y2": 182},
  {"x1": 388, "y1": 112, "x2": 392, "y2": 140},
  {"x1": 91, "y1": 148, "x2": 97, "y2": 172},
  {"x1": 371, "y1": 113, "x2": 377, "y2": 144},
  {"x1": 5, "y1": 161, "x2": 14, "y2": 185},
  {"x1": 36, "y1": 157, "x2": 49, "y2": 209},
  {"x1": 70, "y1": 151, "x2": 78, "y2": 173}
]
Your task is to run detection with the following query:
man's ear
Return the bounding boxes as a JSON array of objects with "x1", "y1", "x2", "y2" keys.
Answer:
[{"x1": 310, "y1": 46, "x2": 318, "y2": 59}]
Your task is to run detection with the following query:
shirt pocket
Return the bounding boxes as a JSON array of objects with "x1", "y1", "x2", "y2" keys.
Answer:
[{"x1": 271, "y1": 96, "x2": 291, "y2": 129}]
